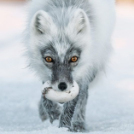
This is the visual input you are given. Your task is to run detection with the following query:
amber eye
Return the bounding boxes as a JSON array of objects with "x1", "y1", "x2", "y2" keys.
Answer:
[
  {"x1": 45, "y1": 57, "x2": 53, "y2": 63},
  {"x1": 70, "y1": 56, "x2": 78, "y2": 62}
]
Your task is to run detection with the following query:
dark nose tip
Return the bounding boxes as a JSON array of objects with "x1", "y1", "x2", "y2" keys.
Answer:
[{"x1": 58, "y1": 82, "x2": 67, "y2": 91}]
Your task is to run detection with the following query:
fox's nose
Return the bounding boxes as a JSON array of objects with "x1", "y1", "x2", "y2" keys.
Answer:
[{"x1": 58, "y1": 82, "x2": 67, "y2": 91}]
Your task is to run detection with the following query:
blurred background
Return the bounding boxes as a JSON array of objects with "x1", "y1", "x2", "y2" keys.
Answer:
[{"x1": 0, "y1": 0, "x2": 134, "y2": 134}]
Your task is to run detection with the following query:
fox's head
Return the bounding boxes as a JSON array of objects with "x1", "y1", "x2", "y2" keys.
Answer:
[{"x1": 28, "y1": 9, "x2": 93, "y2": 91}]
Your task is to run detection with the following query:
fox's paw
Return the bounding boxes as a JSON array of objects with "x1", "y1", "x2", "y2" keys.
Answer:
[{"x1": 69, "y1": 122, "x2": 86, "y2": 132}]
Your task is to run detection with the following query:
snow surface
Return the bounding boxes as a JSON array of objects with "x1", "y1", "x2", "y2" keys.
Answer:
[{"x1": 0, "y1": 2, "x2": 134, "y2": 134}]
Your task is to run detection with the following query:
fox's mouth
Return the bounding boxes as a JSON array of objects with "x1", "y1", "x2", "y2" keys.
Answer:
[{"x1": 42, "y1": 80, "x2": 79, "y2": 103}]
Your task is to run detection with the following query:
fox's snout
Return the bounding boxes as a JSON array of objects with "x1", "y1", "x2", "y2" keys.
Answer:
[{"x1": 58, "y1": 82, "x2": 67, "y2": 91}]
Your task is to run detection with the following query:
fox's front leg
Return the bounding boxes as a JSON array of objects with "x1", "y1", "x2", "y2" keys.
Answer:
[
  {"x1": 59, "y1": 97, "x2": 78, "y2": 128},
  {"x1": 59, "y1": 85, "x2": 88, "y2": 132},
  {"x1": 70, "y1": 86, "x2": 88, "y2": 132},
  {"x1": 39, "y1": 96, "x2": 61, "y2": 123}
]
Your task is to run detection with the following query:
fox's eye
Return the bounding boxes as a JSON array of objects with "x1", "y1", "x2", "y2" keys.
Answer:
[
  {"x1": 70, "y1": 56, "x2": 78, "y2": 62},
  {"x1": 45, "y1": 57, "x2": 53, "y2": 63}
]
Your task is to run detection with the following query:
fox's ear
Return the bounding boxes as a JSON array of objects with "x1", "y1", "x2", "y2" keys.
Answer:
[
  {"x1": 68, "y1": 9, "x2": 89, "y2": 34},
  {"x1": 31, "y1": 10, "x2": 55, "y2": 35}
]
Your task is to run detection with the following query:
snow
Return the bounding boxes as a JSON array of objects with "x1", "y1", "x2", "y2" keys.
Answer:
[{"x1": 0, "y1": 2, "x2": 134, "y2": 134}]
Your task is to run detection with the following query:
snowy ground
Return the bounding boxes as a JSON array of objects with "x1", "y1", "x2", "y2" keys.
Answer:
[{"x1": 0, "y1": 2, "x2": 134, "y2": 134}]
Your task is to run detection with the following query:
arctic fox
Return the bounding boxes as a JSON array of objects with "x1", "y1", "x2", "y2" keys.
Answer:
[{"x1": 25, "y1": 0, "x2": 115, "y2": 132}]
